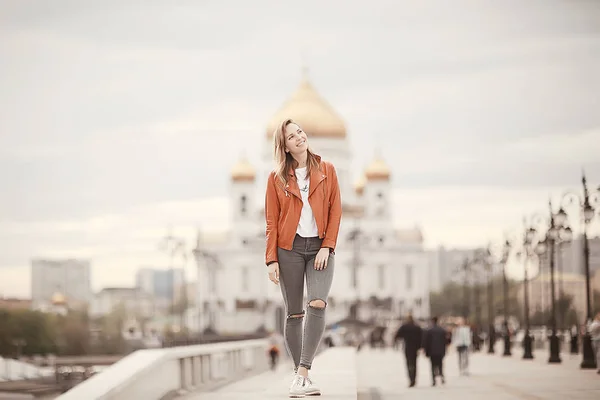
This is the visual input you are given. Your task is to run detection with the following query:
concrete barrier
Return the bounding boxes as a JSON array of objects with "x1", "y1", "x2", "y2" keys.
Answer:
[{"x1": 55, "y1": 339, "x2": 269, "y2": 400}]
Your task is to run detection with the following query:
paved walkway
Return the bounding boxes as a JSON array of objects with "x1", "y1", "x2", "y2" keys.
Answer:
[
  {"x1": 357, "y1": 347, "x2": 600, "y2": 399},
  {"x1": 179, "y1": 346, "x2": 599, "y2": 399},
  {"x1": 181, "y1": 347, "x2": 357, "y2": 399}
]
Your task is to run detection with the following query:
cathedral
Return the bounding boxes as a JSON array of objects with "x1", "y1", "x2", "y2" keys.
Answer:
[{"x1": 190, "y1": 74, "x2": 431, "y2": 335}]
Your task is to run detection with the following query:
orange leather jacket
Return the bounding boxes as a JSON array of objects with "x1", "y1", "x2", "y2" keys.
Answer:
[{"x1": 264, "y1": 156, "x2": 342, "y2": 266}]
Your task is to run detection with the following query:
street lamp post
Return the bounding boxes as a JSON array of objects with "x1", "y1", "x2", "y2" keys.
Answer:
[
  {"x1": 501, "y1": 239, "x2": 512, "y2": 356},
  {"x1": 580, "y1": 223, "x2": 596, "y2": 369},
  {"x1": 526, "y1": 202, "x2": 567, "y2": 363},
  {"x1": 556, "y1": 226, "x2": 573, "y2": 331},
  {"x1": 481, "y1": 247, "x2": 496, "y2": 354},
  {"x1": 521, "y1": 217, "x2": 547, "y2": 360},
  {"x1": 474, "y1": 283, "x2": 482, "y2": 338},
  {"x1": 521, "y1": 240, "x2": 533, "y2": 360},
  {"x1": 546, "y1": 200, "x2": 566, "y2": 364},
  {"x1": 469, "y1": 250, "x2": 489, "y2": 352},
  {"x1": 460, "y1": 258, "x2": 471, "y2": 320},
  {"x1": 563, "y1": 173, "x2": 599, "y2": 369}
]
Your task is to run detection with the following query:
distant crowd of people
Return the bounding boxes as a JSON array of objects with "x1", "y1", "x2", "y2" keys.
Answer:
[
  {"x1": 393, "y1": 315, "x2": 473, "y2": 387},
  {"x1": 265, "y1": 311, "x2": 600, "y2": 387}
]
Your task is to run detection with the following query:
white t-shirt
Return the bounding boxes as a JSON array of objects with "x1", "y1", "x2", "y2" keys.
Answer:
[
  {"x1": 453, "y1": 326, "x2": 472, "y2": 347},
  {"x1": 295, "y1": 167, "x2": 319, "y2": 238}
]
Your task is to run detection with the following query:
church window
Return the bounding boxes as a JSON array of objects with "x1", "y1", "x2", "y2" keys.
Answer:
[
  {"x1": 240, "y1": 195, "x2": 247, "y2": 216},
  {"x1": 378, "y1": 265, "x2": 385, "y2": 289},
  {"x1": 406, "y1": 265, "x2": 413, "y2": 290}
]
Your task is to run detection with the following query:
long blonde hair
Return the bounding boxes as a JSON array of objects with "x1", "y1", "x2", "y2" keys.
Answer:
[{"x1": 272, "y1": 118, "x2": 320, "y2": 186}]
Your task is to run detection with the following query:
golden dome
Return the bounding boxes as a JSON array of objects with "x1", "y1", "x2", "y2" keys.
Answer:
[
  {"x1": 231, "y1": 157, "x2": 255, "y2": 182},
  {"x1": 51, "y1": 292, "x2": 66, "y2": 306},
  {"x1": 354, "y1": 175, "x2": 366, "y2": 195},
  {"x1": 266, "y1": 76, "x2": 346, "y2": 139},
  {"x1": 365, "y1": 156, "x2": 391, "y2": 181}
]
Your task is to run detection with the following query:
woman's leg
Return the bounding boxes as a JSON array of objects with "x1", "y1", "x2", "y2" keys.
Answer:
[
  {"x1": 299, "y1": 245, "x2": 335, "y2": 370},
  {"x1": 277, "y1": 246, "x2": 307, "y2": 371}
]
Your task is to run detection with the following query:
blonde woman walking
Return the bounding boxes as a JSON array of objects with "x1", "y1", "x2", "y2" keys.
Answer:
[{"x1": 265, "y1": 119, "x2": 342, "y2": 397}]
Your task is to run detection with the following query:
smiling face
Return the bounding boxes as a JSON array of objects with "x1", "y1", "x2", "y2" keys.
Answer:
[{"x1": 283, "y1": 123, "x2": 308, "y2": 156}]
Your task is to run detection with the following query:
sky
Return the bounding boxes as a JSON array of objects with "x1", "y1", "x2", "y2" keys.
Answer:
[{"x1": 1, "y1": 0, "x2": 600, "y2": 297}]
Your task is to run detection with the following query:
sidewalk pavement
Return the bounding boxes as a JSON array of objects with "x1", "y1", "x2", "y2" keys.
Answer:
[
  {"x1": 181, "y1": 347, "x2": 357, "y2": 399},
  {"x1": 357, "y1": 347, "x2": 600, "y2": 400}
]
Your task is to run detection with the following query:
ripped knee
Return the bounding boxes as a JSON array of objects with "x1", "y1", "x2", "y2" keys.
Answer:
[
  {"x1": 308, "y1": 299, "x2": 327, "y2": 309},
  {"x1": 287, "y1": 311, "x2": 305, "y2": 319}
]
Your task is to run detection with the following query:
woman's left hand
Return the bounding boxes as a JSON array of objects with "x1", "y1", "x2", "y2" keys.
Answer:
[{"x1": 314, "y1": 248, "x2": 330, "y2": 270}]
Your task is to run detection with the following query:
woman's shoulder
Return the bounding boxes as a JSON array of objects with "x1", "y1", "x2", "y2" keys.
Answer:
[
  {"x1": 318, "y1": 159, "x2": 337, "y2": 173},
  {"x1": 267, "y1": 169, "x2": 280, "y2": 182}
]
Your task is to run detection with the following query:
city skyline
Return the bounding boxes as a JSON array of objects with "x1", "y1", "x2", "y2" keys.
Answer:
[{"x1": 1, "y1": 0, "x2": 600, "y2": 296}]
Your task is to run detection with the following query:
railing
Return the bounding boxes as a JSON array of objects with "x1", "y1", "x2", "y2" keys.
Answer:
[{"x1": 55, "y1": 339, "x2": 269, "y2": 400}]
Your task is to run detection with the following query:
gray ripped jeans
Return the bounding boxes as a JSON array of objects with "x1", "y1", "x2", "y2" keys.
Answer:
[{"x1": 277, "y1": 234, "x2": 335, "y2": 370}]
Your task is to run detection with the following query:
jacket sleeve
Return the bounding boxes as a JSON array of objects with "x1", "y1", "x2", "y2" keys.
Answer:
[
  {"x1": 322, "y1": 163, "x2": 342, "y2": 250},
  {"x1": 265, "y1": 172, "x2": 280, "y2": 266}
]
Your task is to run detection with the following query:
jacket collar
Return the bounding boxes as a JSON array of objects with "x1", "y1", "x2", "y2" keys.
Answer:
[{"x1": 287, "y1": 153, "x2": 322, "y2": 177}]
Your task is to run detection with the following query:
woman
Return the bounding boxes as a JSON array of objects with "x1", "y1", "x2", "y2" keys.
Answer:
[{"x1": 265, "y1": 118, "x2": 342, "y2": 397}]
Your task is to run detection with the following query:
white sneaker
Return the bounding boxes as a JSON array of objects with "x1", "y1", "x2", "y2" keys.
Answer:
[
  {"x1": 289, "y1": 374, "x2": 307, "y2": 398},
  {"x1": 305, "y1": 376, "x2": 321, "y2": 396}
]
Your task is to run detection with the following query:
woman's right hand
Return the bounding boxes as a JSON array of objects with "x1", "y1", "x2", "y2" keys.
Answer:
[{"x1": 267, "y1": 262, "x2": 280, "y2": 285}]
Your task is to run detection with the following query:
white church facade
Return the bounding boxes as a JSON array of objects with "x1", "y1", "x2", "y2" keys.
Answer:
[{"x1": 190, "y1": 75, "x2": 431, "y2": 335}]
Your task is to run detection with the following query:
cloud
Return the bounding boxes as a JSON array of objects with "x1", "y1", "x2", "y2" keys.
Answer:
[
  {"x1": 1, "y1": 0, "x2": 600, "y2": 296},
  {"x1": 505, "y1": 129, "x2": 600, "y2": 166}
]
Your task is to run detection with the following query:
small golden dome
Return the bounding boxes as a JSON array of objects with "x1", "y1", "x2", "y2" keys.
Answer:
[
  {"x1": 51, "y1": 292, "x2": 66, "y2": 306},
  {"x1": 231, "y1": 158, "x2": 255, "y2": 182},
  {"x1": 266, "y1": 75, "x2": 346, "y2": 139},
  {"x1": 354, "y1": 175, "x2": 366, "y2": 195},
  {"x1": 365, "y1": 156, "x2": 391, "y2": 181}
]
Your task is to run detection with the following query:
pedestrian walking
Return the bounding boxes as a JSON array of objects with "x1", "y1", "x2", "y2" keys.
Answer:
[
  {"x1": 265, "y1": 118, "x2": 342, "y2": 398},
  {"x1": 570, "y1": 325, "x2": 579, "y2": 354},
  {"x1": 394, "y1": 314, "x2": 423, "y2": 387},
  {"x1": 267, "y1": 332, "x2": 282, "y2": 371},
  {"x1": 453, "y1": 317, "x2": 472, "y2": 376},
  {"x1": 424, "y1": 317, "x2": 449, "y2": 386}
]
